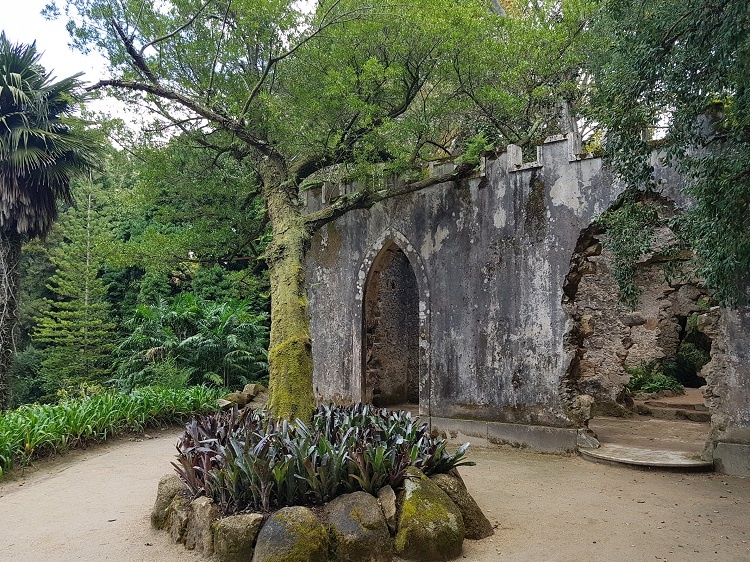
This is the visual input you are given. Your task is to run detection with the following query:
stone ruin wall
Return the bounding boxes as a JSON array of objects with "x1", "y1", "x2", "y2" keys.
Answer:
[{"x1": 304, "y1": 133, "x2": 750, "y2": 474}]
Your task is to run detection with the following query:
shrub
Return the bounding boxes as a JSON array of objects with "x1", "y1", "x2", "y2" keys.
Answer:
[
  {"x1": 173, "y1": 403, "x2": 474, "y2": 514},
  {"x1": 0, "y1": 385, "x2": 222, "y2": 479},
  {"x1": 663, "y1": 342, "x2": 711, "y2": 387},
  {"x1": 114, "y1": 294, "x2": 268, "y2": 391},
  {"x1": 626, "y1": 362, "x2": 684, "y2": 394}
]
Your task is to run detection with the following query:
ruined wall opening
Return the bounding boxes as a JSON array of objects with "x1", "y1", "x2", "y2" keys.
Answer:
[
  {"x1": 562, "y1": 196, "x2": 717, "y2": 457},
  {"x1": 362, "y1": 243, "x2": 420, "y2": 407}
]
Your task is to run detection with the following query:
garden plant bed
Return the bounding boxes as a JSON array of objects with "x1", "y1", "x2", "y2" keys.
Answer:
[{"x1": 152, "y1": 403, "x2": 493, "y2": 561}]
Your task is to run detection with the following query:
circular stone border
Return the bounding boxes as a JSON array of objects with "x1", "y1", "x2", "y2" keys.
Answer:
[{"x1": 152, "y1": 466, "x2": 493, "y2": 562}]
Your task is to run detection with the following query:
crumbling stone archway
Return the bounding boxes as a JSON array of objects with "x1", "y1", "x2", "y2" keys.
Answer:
[{"x1": 352, "y1": 230, "x2": 431, "y2": 413}]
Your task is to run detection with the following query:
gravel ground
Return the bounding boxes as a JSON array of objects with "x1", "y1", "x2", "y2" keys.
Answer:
[{"x1": 1, "y1": 429, "x2": 748, "y2": 562}]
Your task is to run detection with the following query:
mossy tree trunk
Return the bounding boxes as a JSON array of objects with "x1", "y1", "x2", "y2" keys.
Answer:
[
  {"x1": 262, "y1": 162, "x2": 316, "y2": 421},
  {"x1": 0, "y1": 230, "x2": 21, "y2": 410}
]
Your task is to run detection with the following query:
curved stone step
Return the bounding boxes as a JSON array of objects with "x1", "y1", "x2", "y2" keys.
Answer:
[
  {"x1": 642, "y1": 399, "x2": 709, "y2": 412},
  {"x1": 579, "y1": 443, "x2": 713, "y2": 472},
  {"x1": 634, "y1": 404, "x2": 711, "y2": 423}
]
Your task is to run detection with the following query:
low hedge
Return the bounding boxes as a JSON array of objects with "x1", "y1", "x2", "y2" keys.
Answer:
[{"x1": 0, "y1": 385, "x2": 222, "y2": 478}]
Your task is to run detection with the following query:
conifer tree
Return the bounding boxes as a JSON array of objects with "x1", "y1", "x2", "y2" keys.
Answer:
[{"x1": 34, "y1": 184, "x2": 116, "y2": 396}]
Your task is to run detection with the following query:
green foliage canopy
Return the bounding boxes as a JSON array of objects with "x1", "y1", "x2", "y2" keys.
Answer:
[{"x1": 589, "y1": 0, "x2": 750, "y2": 304}]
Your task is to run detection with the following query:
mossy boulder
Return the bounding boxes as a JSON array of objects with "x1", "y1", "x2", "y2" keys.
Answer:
[
  {"x1": 242, "y1": 383, "x2": 266, "y2": 398},
  {"x1": 326, "y1": 491, "x2": 392, "y2": 562},
  {"x1": 213, "y1": 513, "x2": 265, "y2": 562},
  {"x1": 185, "y1": 496, "x2": 219, "y2": 553},
  {"x1": 430, "y1": 473, "x2": 493, "y2": 539},
  {"x1": 252, "y1": 506, "x2": 328, "y2": 562},
  {"x1": 394, "y1": 467, "x2": 465, "y2": 561},
  {"x1": 151, "y1": 474, "x2": 184, "y2": 530}
]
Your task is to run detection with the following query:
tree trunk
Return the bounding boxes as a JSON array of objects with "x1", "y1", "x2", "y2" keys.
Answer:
[
  {"x1": 0, "y1": 230, "x2": 21, "y2": 410},
  {"x1": 263, "y1": 168, "x2": 316, "y2": 421}
]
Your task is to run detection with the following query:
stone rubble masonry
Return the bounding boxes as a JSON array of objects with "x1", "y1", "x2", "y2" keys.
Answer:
[{"x1": 305, "y1": 133, "x2": 750, "y2": 477}]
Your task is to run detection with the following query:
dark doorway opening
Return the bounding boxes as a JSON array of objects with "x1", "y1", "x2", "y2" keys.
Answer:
[{"x1": 363, "y1": 243, "x2": 419, "y2": 407}]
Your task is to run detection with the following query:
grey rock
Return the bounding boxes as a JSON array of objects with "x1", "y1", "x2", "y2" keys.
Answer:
[
  {"x1": 430, "y1": 473, "x2": 493, "y2": 540},
  {"x1": 621, "y1": 313, "x2": 647, "y2": 326},
  {"x1": 213, "y1": 513, "x2": 265, "y2": 562},
  {"x1": 185, "y1": 496, "x2": 219, "y2": 553},
  {"x1": 247, "y1": 391, "x2": 269, "y2": 410},
  {"x1": 394, "y1": 467, "x2": 464, "y2": 561},
  {"x1": 224, "y1": 392, "x2": 249, "y2": 407},
  {"x1": 243, "y1": 383, "x2": 266, "y2": 398},
  {"x1": 217, "y1": 398, "x2": 233, "y2": 410},
  {"x1": 377, "y1": 485, "x2": 398, "y2": 535},
  {"x1": 567, "y1": 394, "x2": 595, "y2": 428},
  {"x1": 252, "y1": 506, "x2": 328, "y2": 562},
  {"x1": 326, "y1": 491, "x2": 392, "y2": 562},
  {"x1": 151, "y1": 474, "x2": 184, "y2": 530}
]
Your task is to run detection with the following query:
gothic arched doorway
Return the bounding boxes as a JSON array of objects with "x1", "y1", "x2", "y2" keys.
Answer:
[{"x1": 362, "y1": 242, "x2": 420, "y2": 407}]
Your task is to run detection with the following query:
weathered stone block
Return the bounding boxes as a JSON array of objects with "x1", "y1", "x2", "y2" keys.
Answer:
[
  {"x1": 185, "y1": 496, "x2": 219, "y2": 553},
  {"x1": 713, "y1": 442, "x2": 750, "y2": 477},
  {"x1": 243, "y1": 383, "x2": 266, "y2": 398},
  {"x1": 621, "y1": 313, "x2": 647, "y2": 327},
  {"x1": 217, "y1": 398, "x2": 233, "y2": 410},
  {"x1": 151, "y1": 473, "x2": 184, "y2": 530},
  {"x1": 576, "y1": 428, "x2": 600, "y2": 448},
  {"x1": 213, "y1": 513, "x2": 264, "y2": 562},
  {"x1": 377, "y1": 485, "x2": 397, "y2": 535},
  {"x1": 166, "y1": 494, "x2": 190, "y2": 544},
  {"x1": 430, "y1": 473, "x2": 493, "y2": 540},
  {"x1": 224, "y1": 392, "x2": 249, "y2": 407},
  {"x1": 567, "y1": 394, "x2": 594, "y2": 428}
]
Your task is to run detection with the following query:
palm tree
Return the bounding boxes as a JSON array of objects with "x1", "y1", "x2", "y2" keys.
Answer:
[{"x1": 0, "y1": 33, "x2": 101, "y2": 409}]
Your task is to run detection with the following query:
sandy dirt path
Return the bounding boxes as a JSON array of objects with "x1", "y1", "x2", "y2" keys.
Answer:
[{"x1": 1, "y1": 429, "x2": 748, "y2": 562}]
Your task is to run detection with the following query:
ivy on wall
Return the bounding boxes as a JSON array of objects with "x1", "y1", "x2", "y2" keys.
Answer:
[{"x1": 597, "y1": 193, "x2": 661, "y2": 309}]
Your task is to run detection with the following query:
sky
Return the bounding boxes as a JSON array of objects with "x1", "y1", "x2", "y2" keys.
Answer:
[
  {"x1": 0, "y1": 0, "x2": 107, "y2": 84},
  {"x1": 0, "y1": 0, "x2": 314, "y2": 128}
]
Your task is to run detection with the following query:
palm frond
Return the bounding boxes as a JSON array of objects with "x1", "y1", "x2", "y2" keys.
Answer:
[{"x1": 0, "y1": 32, "x2": 101, "y2": 238}]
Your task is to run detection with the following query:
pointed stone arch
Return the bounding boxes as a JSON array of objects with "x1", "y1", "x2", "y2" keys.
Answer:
[{"x1": 351, "y1": 230, "x2": 431, "y2": 414}]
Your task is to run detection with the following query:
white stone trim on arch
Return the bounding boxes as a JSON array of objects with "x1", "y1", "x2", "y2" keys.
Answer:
[{"x1": 351, "y1": 229, "x2": 432, "y2": 415}]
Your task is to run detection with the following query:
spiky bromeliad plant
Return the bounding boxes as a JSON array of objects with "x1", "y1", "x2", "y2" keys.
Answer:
[
  {"x1": 0, "y1": 33, "x2": 101, "y2": 409},
  {"x1": 173, "y1": 403, "x2": 474, "y2": 514}
]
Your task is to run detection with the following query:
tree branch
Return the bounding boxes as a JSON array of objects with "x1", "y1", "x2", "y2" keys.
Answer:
[
  {"x1": 240, "y1": 1, "x2": 372, "y2": 116},
  {"x1": 86, "y1": 79, "x2": 275, "y2": 157},
  {"x1": 138, "y1": 0, "x2": 216, "y2": 55},
  {"x1": 206, "y1": 0, "x2": 233, "y2": 103},
  {"x1": 110, "y1": 18, "x2": 158, "y2": 83}
]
